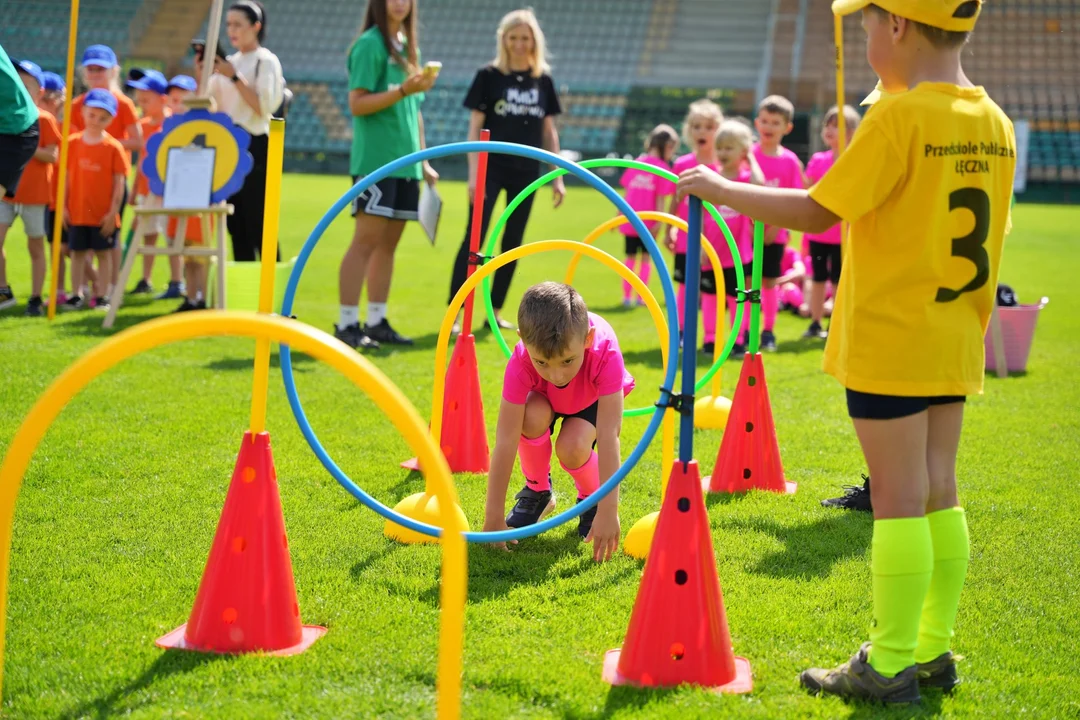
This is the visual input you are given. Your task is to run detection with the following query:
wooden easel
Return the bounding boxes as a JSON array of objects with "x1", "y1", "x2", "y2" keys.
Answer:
[{"x1": 103, "y1": 204, "x2": 232, "y2": 328}]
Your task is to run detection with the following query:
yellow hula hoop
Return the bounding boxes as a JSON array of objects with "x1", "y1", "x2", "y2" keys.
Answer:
[{"x1": 0, "y1": 312, "x2": 467, "y2": 720}]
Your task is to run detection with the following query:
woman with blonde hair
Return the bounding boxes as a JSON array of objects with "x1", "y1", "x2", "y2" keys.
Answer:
[{"x1": 448, "y1": 7, "x2": 564, "y2": 333}]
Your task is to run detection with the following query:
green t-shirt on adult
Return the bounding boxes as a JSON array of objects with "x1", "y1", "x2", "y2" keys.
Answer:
[
  {"x1": 347, "y1": 27, "x2": 423, "y2": 180},
  {"x1": 0, "y1": 44, "x2": 39, "y2": 135}
]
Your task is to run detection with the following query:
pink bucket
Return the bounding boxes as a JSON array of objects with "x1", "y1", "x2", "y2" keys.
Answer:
[{"x1": 985, "y1": 298, "x2": 1049, "y2": 374}]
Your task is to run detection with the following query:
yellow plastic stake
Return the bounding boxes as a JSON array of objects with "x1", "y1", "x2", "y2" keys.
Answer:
[
  {"x1": 249, "y1": 119, "x2": 285, "y2": 436},
  {"x1": 46, "y1": 0, "x2": 81, "y2": 320},
  {"x1": 834, "y1": 13, "x2": 848, "y2": 155},
  {"x1": 0, "y1": 312, "x2": 466, "y2": 719}
]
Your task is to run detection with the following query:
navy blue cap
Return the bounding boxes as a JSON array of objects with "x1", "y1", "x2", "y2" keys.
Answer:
[{"x1": 81, "y1": 44, "x2": 117, "y2": 68}]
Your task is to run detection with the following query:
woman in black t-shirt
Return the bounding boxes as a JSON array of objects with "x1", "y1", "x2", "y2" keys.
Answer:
[{"x1": 449, "y1": 8, "x2": 563, "y2": 331}]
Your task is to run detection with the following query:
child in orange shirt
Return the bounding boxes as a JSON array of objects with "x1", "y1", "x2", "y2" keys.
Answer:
[
  {"x1": 0, "y1": 60, "x2": 60, "y2": 316},
  {"x1": 61, "y1": 89, "x2": 129, "y2": 311},
  {"x1": 38, "y1": 71, "x2": 70, "y2": 302}
]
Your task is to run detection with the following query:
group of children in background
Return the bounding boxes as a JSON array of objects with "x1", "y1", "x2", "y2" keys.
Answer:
[
  {"x1": 619, "y1": 93, "x2": 860, "y2": 357},
  {"x1": 0, "y1": 43, "x2": 209, "y2": 316}
]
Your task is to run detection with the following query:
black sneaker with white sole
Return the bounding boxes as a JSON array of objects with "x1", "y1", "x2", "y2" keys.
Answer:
[
  {"x1": 803, "y1": 321, "x2": 825, "y2": 339},
  {"x1": 61, "y1": 295, "x2": 87, "y2": 311},
  {"x1": 821, "y1": 474, "x2": 873, "y2": 512},
  {"x1": 731, "y1": 342, "x2": 746, "y2": 360},
  {"x1": 334, "y1": 323, "x2": 379, "y2": 351},
  {"x1": 24, "y1": 296, "x2": 43, "y2": 316},
  {"x1": 364, "y1": 318, "x2": 413, "y2": 346},
  {"x1": 505, "y1": 486, "x2": 555, "y2": 528},
  {"x1": 575, "y1": 496, "x2": 598, "y2": 539},
  {"x1": 131, "y1": 279, "x2": 153, "y2": 294},
  {"x1": 0, "y1": 287, "x2": 15, "y2": 311},
  {"x1": 760, "y1": 330, "x2": 777, "y2": 351}
]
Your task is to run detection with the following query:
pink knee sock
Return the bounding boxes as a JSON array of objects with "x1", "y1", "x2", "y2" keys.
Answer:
[
  {"x1": 702, "y1": 292, "x2": 718, "y2": 344},
  {"x1": 622, "y1": 257, "x2": 637, "y2": 302},
  {"x1": 762, "y1": 286, "x2": 779, "y2": 331},
  {"x1": 637, "y1": 256, "x2": 652, "y2": 295},
  {"x1": 561, "y1": 451, "x2": 599, "y2": 499},
  {"x1": 677, "y1": 283, "x2": 686, "y2": 331},
  {"x1": 519, "y1": 431, "x2": 552, "y2": 492},
  {"x1": 727, "y1": 296, "x2": 750, "y2": 345}
]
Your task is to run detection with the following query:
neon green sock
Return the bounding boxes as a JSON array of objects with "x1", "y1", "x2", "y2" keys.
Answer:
[
  {"x1": 915, "y1": 507, "x2": 970, "y2": 663},
  {"x1": 867, "y1": 517, "x2": 933, "y2": 677}
]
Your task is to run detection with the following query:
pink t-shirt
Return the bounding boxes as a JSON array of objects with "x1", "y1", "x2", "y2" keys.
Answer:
[
  {"x1": 673, "y1": 153, "x2": 725, "y2": 254},
  {"x1": 752, "y1": 143, "x2": 804, "y2": 246},
  {"x1": 705, "y1": 167, "x2": 754, "y2": 270},
  {"x1": 619, "y1": 154, "x2": 675, "y2": 235},
  {"x1": 781, "y1": 244, "x2": 800, "y2": 275},
  {"x1": 804, "y1": 150, "x2": 842, "y2": 245},
  {"x1": 502, "y1": 312, "x2": 635, "y2": 415}
]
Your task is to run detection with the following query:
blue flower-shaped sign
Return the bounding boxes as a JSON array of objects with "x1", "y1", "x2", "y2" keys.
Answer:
[{"x1": 142, "y1": 109, "x2": 254, "y2": 203}]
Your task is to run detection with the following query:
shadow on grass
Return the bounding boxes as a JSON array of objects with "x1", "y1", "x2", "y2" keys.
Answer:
[
  {"x1": 204, "y1": 350, "x2": 317, "y2": 372},
  {"x1": 845, "y1": 689, "x2": 945, "y2": 718},
  {"x1": 774, "y1": 337, "x2": 829, "y2": 356},
  {"x1": 60, "y1": 649, "x2": 228, "y2": 719},
  {"x1": 54, "y1": 311, "x2": 149, "y2": 336},
  {"x1": 716, "y1": 512, "x2": 873, "y2": 579}
]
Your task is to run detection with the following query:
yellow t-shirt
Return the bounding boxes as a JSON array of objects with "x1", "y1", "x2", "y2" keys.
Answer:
[{"x1": 809, "y1": 83, "x2": 1016, "y2": 397}]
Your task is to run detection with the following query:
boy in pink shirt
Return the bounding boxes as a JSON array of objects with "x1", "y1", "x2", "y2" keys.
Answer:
[
  {"x1": 753, "y1": 95, "x2": 806, "y2": 351},
  {"x1": 484, "y1": 282, "x2": 634, "y2": 562},
  {"x1": 619, "y1": 124, "x2": 677, "y2": 306},
  {"x1": 803, "y1": 104, "x2": 861, "y2": 339}
]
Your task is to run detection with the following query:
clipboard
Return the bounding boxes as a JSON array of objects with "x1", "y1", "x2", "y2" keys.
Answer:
[
  {"x1": 419, "y1": 182, "x2": 442, "y2": 245},
  {"x1": 163, "y1": 146, "x2": 216, "y2": 209}
]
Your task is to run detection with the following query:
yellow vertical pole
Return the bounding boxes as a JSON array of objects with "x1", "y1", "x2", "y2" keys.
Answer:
[
  {"x1": 248, "y1": 118, "x2": 285, "y2": 436},
  {"x1": 834, "y1": 13, "x2": 849, "y2": 247},
  {"x1": 46, "y1": 0, "x2": 81, "y2": 320}
]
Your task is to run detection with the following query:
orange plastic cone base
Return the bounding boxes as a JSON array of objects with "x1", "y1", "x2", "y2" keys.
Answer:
[
  {"x1": 705, "y1": 353, "x2": 795, "y2": 495},
  {"x1": 605, "y1": 460, "x2": 752, "y2": 692},
  {"x1": 401, "y1": 333, "x2": 489, "y2": 473},
  {"x1": 156, "y1": 431, "x2": 326, "y2": 655}
]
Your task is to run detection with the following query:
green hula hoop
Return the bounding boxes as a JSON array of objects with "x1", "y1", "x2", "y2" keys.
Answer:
[{"x1": 479, "y1": 158, "x2": 752, "y2": 418}]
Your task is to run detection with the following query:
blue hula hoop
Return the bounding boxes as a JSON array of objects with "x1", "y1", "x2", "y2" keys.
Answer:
[{"x1": 280, "y1": 141, "x2": 682, "y2": 543}]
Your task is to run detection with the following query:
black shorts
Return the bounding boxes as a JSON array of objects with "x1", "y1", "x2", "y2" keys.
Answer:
[
  {"x1": 721, "y1": 263, "x2": 752, "y2": 300},
  {"x1": 624, "y1": 234, "x2": 646, "y2": 256},
  {"x1": 809, "y1": 240, "x2": 842, "y2": 284},
  {"x1": 68, "y1": 225, "x2": 117, "y2": 252},
  {"x1": 350, "y1": 175, "x2": 419, "y2": 220},
  {"x1": 761, "y1": 242, "x2": 785, "y2": 279},
  {"x1": 0, "y1": 120, "x2": 40, "y2": 199},
  {"x1": 549, "y1": 399, "x2": 599, "y2": 437},
  {"x1": 846, "y1": 390, "x2": 966, "y2": 420},
  {"x1": 673, "y1": 253, "x2": 718, "y2": 295}
]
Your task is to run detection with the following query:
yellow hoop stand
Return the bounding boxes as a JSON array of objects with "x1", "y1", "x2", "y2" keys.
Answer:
[
  {"x1": 387, "y1": 240, "x2": 675, "y2": 557},
  {"x1": 0, "y1": 313, "x2": 467, "y2": 720}
]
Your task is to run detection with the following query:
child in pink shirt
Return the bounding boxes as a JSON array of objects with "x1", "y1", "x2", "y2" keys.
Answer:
[
  {"x1": 752, "y1": 95, "x2": 806, "y2": 351},
  {"x1": 803, "y1": 104, "x2": 861, "y2": 339},
  {"x1": 619, "y1": 124, "x2": 677, "y2": 306},
  {"x1": 484, "y1": 282, "x2": 634, "y2": 562}
]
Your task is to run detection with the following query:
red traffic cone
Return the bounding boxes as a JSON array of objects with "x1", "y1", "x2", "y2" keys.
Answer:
[
  {"x1": 156, "y1": 431, "x2": 326, "y2": 655},
  {"x1": 704, "y1": 353, "x2": 795, "y2": 494},
  {"x1": 604, "y1": 460, "x2": 752, "y2": 693},
  {"x1": 402, "y1": 333, "x2": 489, "y2": 474}
]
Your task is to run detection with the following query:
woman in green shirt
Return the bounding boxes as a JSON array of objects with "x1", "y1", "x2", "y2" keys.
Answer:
[{"x1": 336, "y1": 0, "x2": 438, "y2": 350}]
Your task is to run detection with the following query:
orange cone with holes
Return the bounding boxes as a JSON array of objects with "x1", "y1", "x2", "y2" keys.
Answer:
[
  {"x1": 156, "y1": 431, "x2": 326, "y2": 654},
  {"x1": 704, "y1": 353, "x2": 795, "y2": 494},
  {"x1": 402, "y1": 333, "x2": 489, "y2": 473},
  {"x1": 603, "y1": 460, "x2": 752, "y2": 692}
]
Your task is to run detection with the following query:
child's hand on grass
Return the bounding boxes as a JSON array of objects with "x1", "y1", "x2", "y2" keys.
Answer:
[
  {"x1": 482, "y1": 515, "x2": 517, "y2": 553},
  {"x1": 585, "y1": 506, "x2": 620, "y2": 562}
]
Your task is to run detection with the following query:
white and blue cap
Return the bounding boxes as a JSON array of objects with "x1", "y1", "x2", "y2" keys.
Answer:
[
  {"x1": 127, "y1": 68, "x2": 168, "y2": 94},
  {"x1": 15, "y1": 60, "x2": 44, "y2": 85},
  {"x1": 167, "y1": 74, "x2": 197, "y2": 92},
  {"x1": 84, "y1": 87, "x2": 118, "y2": 116},
  {"x1": 81, "y1": 44, "x2": 117, "y2": 68},
  {"x1": 41, "y1": 71, "x2": 66, "y2": 93}
]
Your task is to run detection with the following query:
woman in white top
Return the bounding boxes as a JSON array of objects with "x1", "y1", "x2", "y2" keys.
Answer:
[{"x1": 198, "y1": 0, "x2": 283, "y2": 261}]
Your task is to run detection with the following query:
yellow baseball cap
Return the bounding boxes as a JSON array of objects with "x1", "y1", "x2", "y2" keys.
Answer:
[
  {"x1": 861, "y1": 81, "x2": 885, "y2": 106},
  {"x1": 831, "y1": 0, "x2": 982, "y2": 32}
]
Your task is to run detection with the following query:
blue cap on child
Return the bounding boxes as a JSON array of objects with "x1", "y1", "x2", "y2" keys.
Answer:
[
  {"x1": 126, "y1": 68, "x2": 168, "y2": 94},
  {"x1": 167, "y1": 75, "x2": 198, "y2": 92},
  {"x1": 15, "y1": 60, "x2": 44, "y2": 85},
  {"x1": 81, "y1": 45, "x2": 117, "y2": 68},
  {"x1": 41, "y1": 71, "x2": 66, "y2": 93},
  {"x1": 84, "y1": 88, "x2": 118, "y2": 116}
]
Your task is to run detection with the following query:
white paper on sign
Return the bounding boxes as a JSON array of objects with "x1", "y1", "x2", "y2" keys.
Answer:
[
  {"x1": 419, "y1": 182, "x2": 442, "y2": 245},
  {"x1": 163, "y1": 147, "x2": 216, "y2": 209}
]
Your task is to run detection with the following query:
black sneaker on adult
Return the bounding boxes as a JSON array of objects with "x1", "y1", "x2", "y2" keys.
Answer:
[
  {"x1": 24, "y1": 296, "x2": 44, "y2": 317},
  {"x1": 0, "y1": 287, "x2": 15, "y2": 311},
  {"x1": 821, "y1": 474, "x2": 872, "y2": 512},
  {"x1": 334, "y1": 323, "x2": 379, "y2": 351},
  {"x1": 131, "y1": 278, "x2": 153, "y2": 294},
  {"x1": 799, "y1": 642, "x2": 921, "y2": 704},
  {"x1": 916, "y1": 651, "x2": 961, "y2": 692},
  {"x1": 505, "y1": 486, "x2": 555, "y2": 528},
  {"x1": 731, "y1": 342, "x2": 746, "y2": 360},
  {"x1": 61, "y1": 295, "x2": 86, "y2": 311},
  {"x1": 803, "y1": 321, "x2": 825, "y2": 339},
  {"x1": 760, "y1": 329, "x2": 777, "y2": 351},
  {"x1": 575, "y1": 496, "x2": 598, "y2": 539},
  {"x1": 364, "y1": 318, "x2": 413, "y2": 346}
]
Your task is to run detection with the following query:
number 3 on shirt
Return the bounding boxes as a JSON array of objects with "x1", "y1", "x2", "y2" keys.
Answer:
[{"x1": 936, "y1": 187, "x2": 991, "y2": 303}]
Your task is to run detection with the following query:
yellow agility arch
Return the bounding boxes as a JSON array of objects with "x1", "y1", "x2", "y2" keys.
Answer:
[{"x1": 0, "y1": 312, "x2": 467, "y2": 720}]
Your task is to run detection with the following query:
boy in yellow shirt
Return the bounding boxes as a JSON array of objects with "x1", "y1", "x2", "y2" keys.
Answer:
[{"x1": 677, "y1": 0, "x2": 1014, "y2": 704}]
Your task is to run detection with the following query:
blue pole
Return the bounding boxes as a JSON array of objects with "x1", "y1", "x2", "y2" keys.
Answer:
[{"x1": 679, "y1": 198, "x2": 703, "y2": 464}]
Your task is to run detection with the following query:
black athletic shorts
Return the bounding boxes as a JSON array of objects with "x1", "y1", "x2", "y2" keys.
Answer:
[
  {"x1": 68, "y1": 225, "x2": 117, "y2": 252},
  {"x1": 721, "y1": 263, "x2": 752, "y2": 300},
  {"x1": 0, "y1": 120, "x2": 40, "y2": 199},
  {"x1": 846, "y1": 390, "x2": 966, "y2": 420},
  {"x1": 672, "y1": 253, "x2": 718, "y2": 295},
  {"x1": 761, "y1": 242, "x2": 785, "y2": 279},
  {"x1": 809, "y1": 240, "x2": 842, "y2": 284},
  {"x1": 624, "y1": 233, "x2": 646, "y2": 256},
  {"x1": 350, "y1": 175, "x2": 419, "y2": 220},
  {"x1": 549, "y1": 399, "x2": 599, "y2": 437}
]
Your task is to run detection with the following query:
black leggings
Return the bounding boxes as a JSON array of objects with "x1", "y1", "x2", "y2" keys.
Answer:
[
  {"x1": 449, "y1": 165, "x2": 538, "y2": 308},
  {"x1": 225, "y1": 133, "x2": 280, "y2": 262}
]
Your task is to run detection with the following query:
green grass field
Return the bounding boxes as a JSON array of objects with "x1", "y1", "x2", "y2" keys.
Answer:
[{"x1": 1, "y1": 175, "x2": 1078, "y2": 718}]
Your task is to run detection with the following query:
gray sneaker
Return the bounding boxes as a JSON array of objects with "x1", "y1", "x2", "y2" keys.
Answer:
[
  {"x1": 799, "y1": 642, "x2": 920, "y2": 704},
  {"x1": 917, "y1": 651, "x2": 961, "y2": 692}
]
